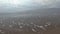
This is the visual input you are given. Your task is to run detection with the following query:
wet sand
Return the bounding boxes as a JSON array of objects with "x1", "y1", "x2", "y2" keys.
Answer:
[{"x1": 0, "y1": 14, "x2": 60, "y2": 34}]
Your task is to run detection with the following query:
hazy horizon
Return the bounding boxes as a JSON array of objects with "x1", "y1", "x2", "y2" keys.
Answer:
[{"x1": 0, "y1": 0, "x2": 60, "y2": 13}]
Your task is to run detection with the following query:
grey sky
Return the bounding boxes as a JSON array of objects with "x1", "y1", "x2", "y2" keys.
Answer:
[{"x1": 0, "y1": 0, "x2": 60, "y2": 13}]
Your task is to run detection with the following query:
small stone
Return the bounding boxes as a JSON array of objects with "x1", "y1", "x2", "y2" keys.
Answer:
[
  {"x1": 46, "y1": 22, "x2": 51, "y2": 26},
  {"x1": 0, "y1": 30, "x2": 2, "y2": 32},
  {"x1": 2, "y1": 24, "x2": 5, "y2": 27},
  {"x1": 1, "y1": 32, "x2": 5, "y2": 34},
  {"x1": 20, "y1": 26, "x2": 23, "y2": 28},
  {"x1": 39, "y1": 26, "x2": 46, "y2": 31},
  {"x1": 44, "y1": 25, "x2": 48, "y2": 27},
  {"x1": 32, "y1": 29, "x2": 36, "y2": 32},
  {"x1": 9, "y1": 25, "x2": 12, "y2": 27}
]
